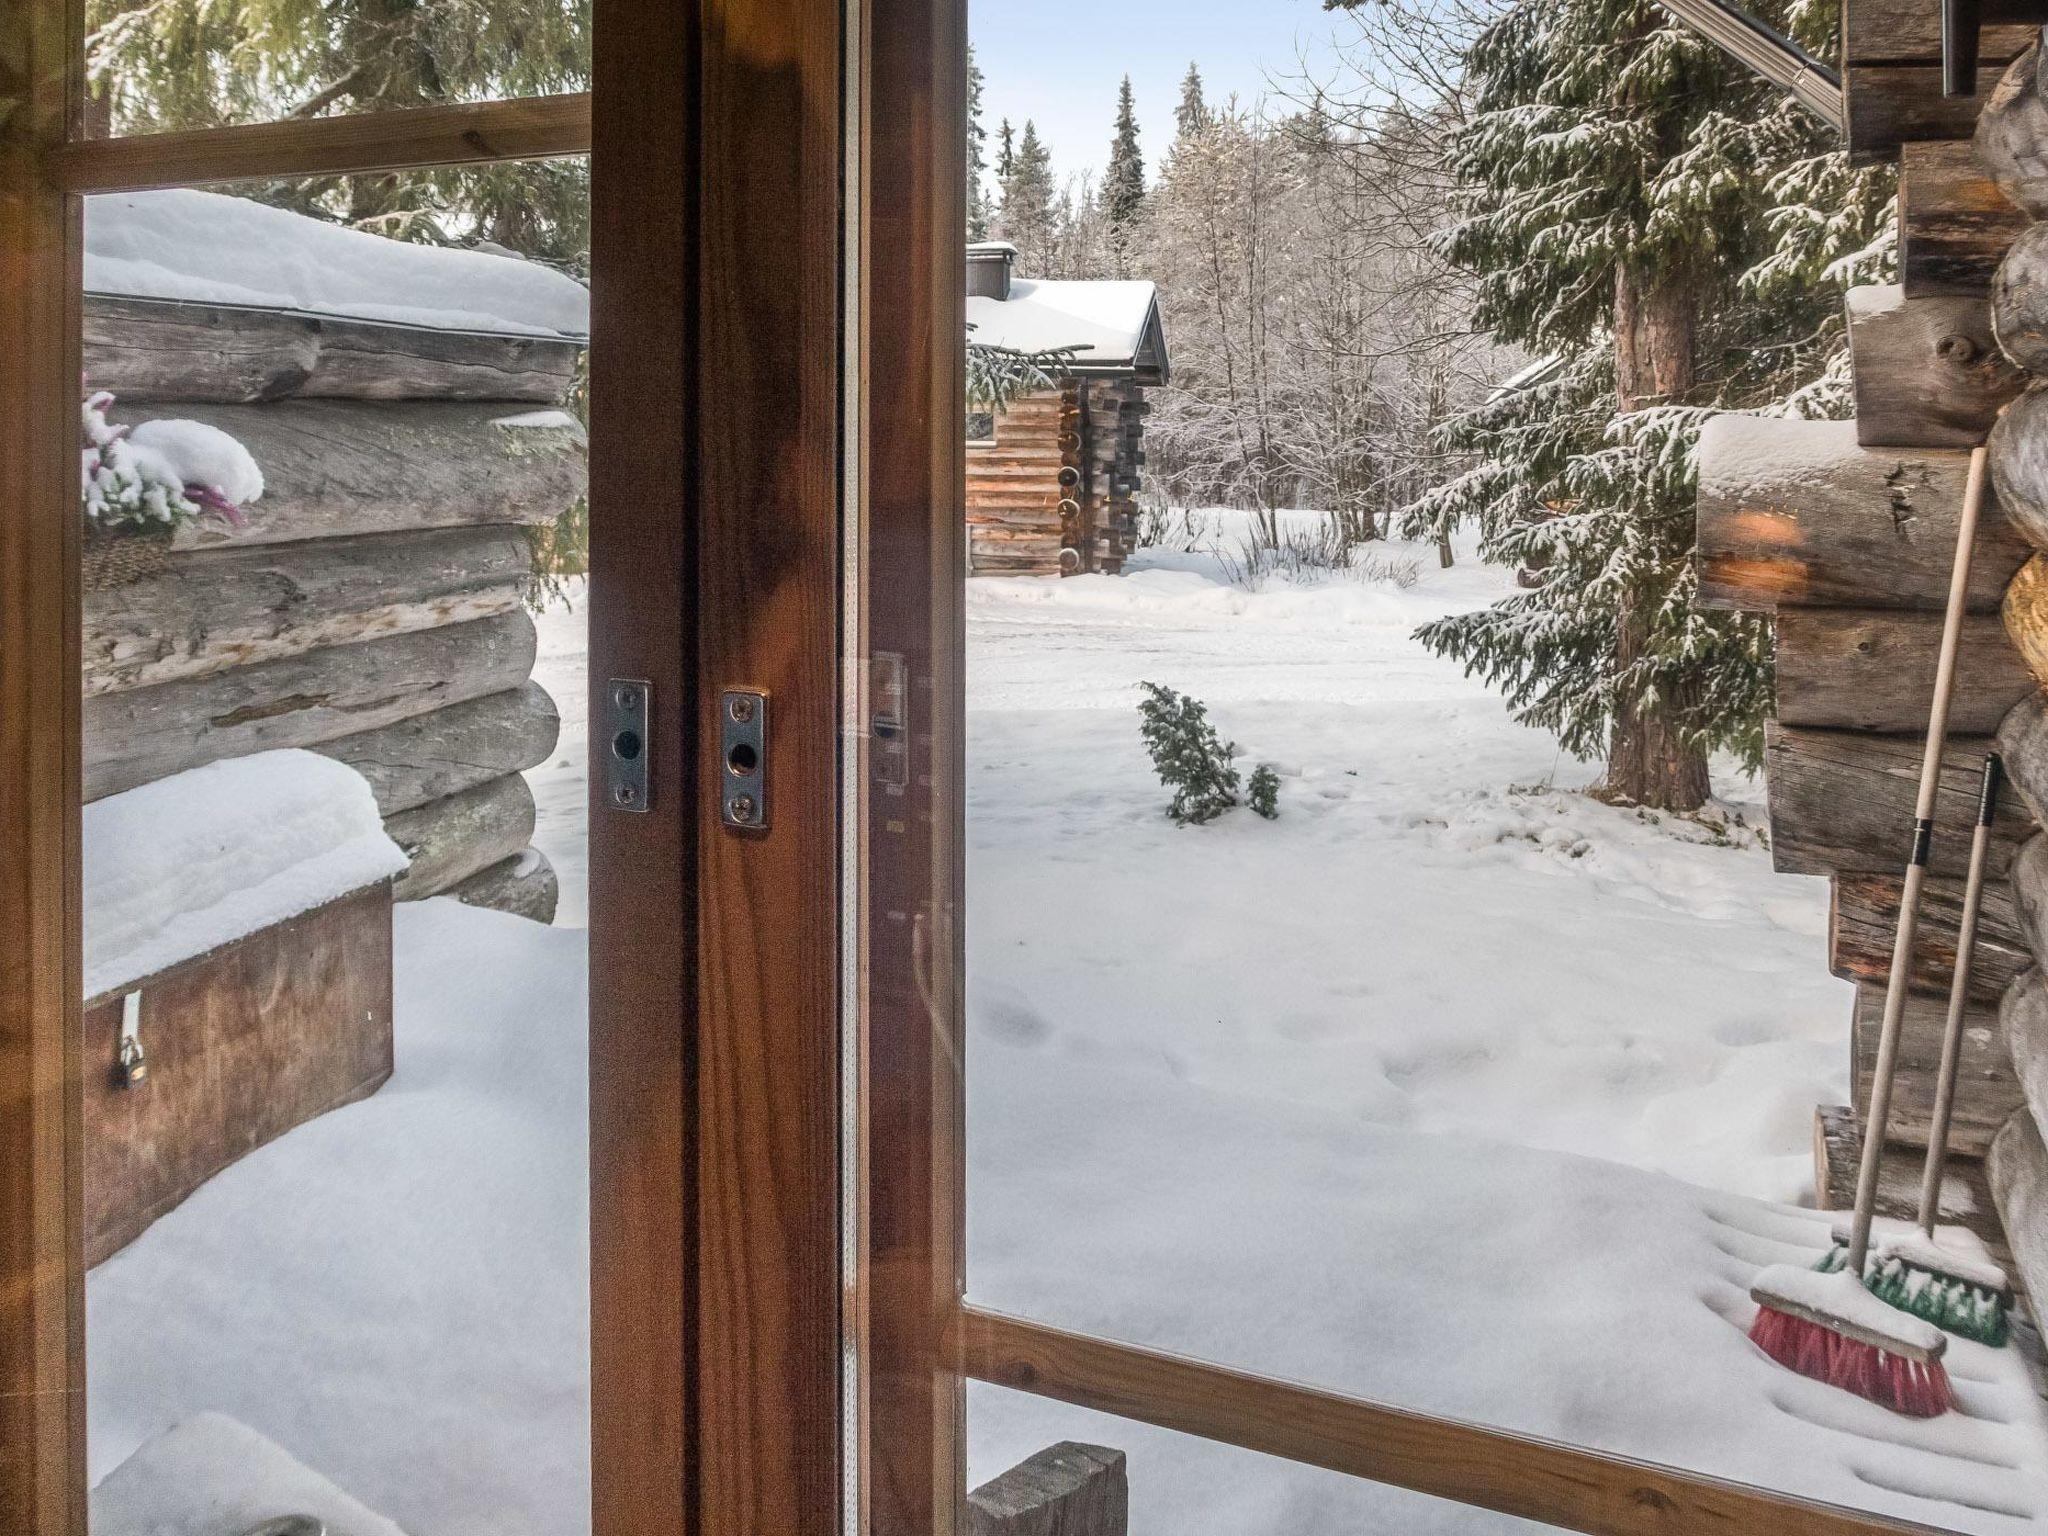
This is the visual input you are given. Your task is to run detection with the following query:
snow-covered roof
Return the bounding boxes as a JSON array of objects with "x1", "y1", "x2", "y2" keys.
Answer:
[
  {"x1": 84, "y1": 749, "x2": 409, "y2": 999},
  {"x1": 966, "y1": 277, "x2": 1170, "y2": 384},
  {"x1": 84, "y1": 188, "x2": 590, "y2": 342}
]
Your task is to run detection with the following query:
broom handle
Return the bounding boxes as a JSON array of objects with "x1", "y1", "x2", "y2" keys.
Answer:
[
  {"x1": 1848, "y1": 444, "x2": 1988, "y2": 1274},
  {"x1": 1916, "y1": 752, "x2": 2003, "y2": 1236}
]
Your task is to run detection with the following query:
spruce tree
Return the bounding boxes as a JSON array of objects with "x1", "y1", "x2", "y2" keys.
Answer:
[
  {"x1": 1396, "y1": 0, "x2": 1888, "y2": 811},
  {"x1": 995, "y1": 119, "x2": 1059, "y2": 272},
  {"x1": 85, "y1": 0, "x2": 590, "y2": 265},
  {"x1": 1105, "y1": 75, "x2": 1147, "y2": 278},
  {"x1": 1175, "y1": 63, "x2": 1209, "y2": 139},
  {"x1": 967, "y1": 46, "x2": 991, "y2": 242}
]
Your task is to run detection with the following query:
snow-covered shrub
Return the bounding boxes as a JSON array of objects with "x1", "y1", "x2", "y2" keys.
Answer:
[
  {"x1": 1247, "y1": 764, "x2": 1280, "y2": 819},
  {"x1": 82, "y1": 391, "x2": 260, "y2": 535},
  {"x1": 1137, "y1": 682, "x2": 1240, "y2": 825}
]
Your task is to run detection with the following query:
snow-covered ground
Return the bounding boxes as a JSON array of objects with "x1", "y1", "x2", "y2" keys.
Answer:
[{"x1": 86, "y1": 521, "x2": 2048, "y2": 1534}]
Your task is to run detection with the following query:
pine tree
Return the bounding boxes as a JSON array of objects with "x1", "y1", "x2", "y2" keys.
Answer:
[
  {"x1": 1174, "y1": 63, "x2": 1209, "y2": 139},
  {"x1": 1105, "y1": 75, "x2": 1147, "y2": 277},
  {"x1": 967, "y1": 46, "x2": 991, "y2": 242},
  {"x1": 85, "y1": 0, "x2": 590, "y2": 265},
  {"x1": 1396, "y1": 0, "x2": 1889, "y2": 811}
]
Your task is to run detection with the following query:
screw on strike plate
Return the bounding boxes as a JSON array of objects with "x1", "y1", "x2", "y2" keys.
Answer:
[
  {"x1": 727, "y1": 793, "x2": 758, "y2": 824},
  {"x1": 728, "y1": 694, "x2": 757, "y2": 724}
]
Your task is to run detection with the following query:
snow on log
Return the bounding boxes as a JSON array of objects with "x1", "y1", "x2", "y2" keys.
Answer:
[
  {"x1": 1764, "y1": 722, "x2": 2036, "y2": 878},
  {"x1": 86, "y1": 295, "x2": 583, "y2": 405},
  {"x1": 1854, "y1": 984, "x2": 2025, "y2": 1155},
  {"x1": 1899, "y1": 142, "x2": 2032, "y2": 302},
  {"x1": 315, "y1": 682, "x2": 560, "y2": 818},
  {"x1": 83, "y1": 525, "x2": 531, "y2": 697},
  {"x1": 1848, "y1": 284, "x2": 2022, "y2": 447},
  {"x1": 1832, "y1": 871, "x2": 2031, "y2": 1005},
  {"x1": 2005, "y1": 554, "x2": 2048, "y2": 688},
  {"x1": 1979, "y1": 38, "x2": 2048, "y2": 219},
  {"x1": 1990, "y1": 1109, "x2": 2048, "y2": 1307},
  {"x1": 1775, "y1": 609, "x2": 2033, "y2": 733},
  {"x1": 121, "y1": 400, "x2": 586, "y2": 551},
  {"x1": 384, "y1": 773, "x2": 537, "y2": 902},
  {"x1": 445, "y1": 848, "x2": 561, "y2": 925},
  {"x1": 968, "y1": 1443, "x2": 1128, "y2": 1536},
  {"x1": 84, "y1": 610, "x2": 537, "y2": 803},
  {"x1": 1694, "y1": 415, "x2": 2027, "y2": 612},
  {"x1": 82, "y1": 750, "x2": 406, "y2": 1000}
]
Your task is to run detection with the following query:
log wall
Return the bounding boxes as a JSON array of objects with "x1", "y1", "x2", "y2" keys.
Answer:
[
  {"x1": 966, "y1": 379, "x2": 1147, "y2": 576},
  {"x1": 1746, "y1": 9, "x2": 2048, "y2": 1322},
  {"x1": 83, "y1": 295, "x2": 584, "y2": 922}
]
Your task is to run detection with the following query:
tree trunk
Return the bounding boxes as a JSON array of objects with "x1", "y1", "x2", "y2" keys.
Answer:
[{"x1": 1602, "y1": 266, "x2": 1711, "y2": 812}]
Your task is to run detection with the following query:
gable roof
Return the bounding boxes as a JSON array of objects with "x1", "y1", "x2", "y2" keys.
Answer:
[{"x1": 966, "y1": 277, "x2": 1170, "y2": 385}]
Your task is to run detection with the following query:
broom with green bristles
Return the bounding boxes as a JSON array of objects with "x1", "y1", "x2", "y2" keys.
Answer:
[
  {"x1": 1748, "y1": 445, "x2": 1996, "y2": 1417},
  {"x1": 1815, "y1": 749, "x2": 2015, "y2": 1347}
]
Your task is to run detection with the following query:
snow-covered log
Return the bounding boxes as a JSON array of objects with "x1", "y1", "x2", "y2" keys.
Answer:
[
  {"x1": 1765, "y1": 722, "x2": 2036, "y2": 878},
  {"x1": 1989, "y1": 1109, "x2": 2048, "y2": 1305},
  {"x1": 1899, "y1": 142, "x2": 2032, "y2": 302},
  {"x1": 1775, "y1": 609, "x2": 2033, "y2": 733},
  {"x1": 384, "y1": 773, "x2": 537, "y2": 902},
  {"x1": 123, "y1": 400, "x2": 586, "y2": 551},
  {"x1": 314, "y1": 682, "x2": 560, "y2": 819},
  {"x1": 83, "y1": 525, "x2": 531, "y2": 697},
  {"x1": 1832, "y1": 871, "x2": 2031, "y2": 1005},
  {"x1": 85, "y1": 296, "x2": 584, "y2": 405},
  {"x1": 1849, "y1": 284, "x2": 2023, "y2": 447},
  {"x1": 1978, "y1": 37, "x2": 2048, "y2": 219},
  {"x1": 84, "y1": 611, "x2": 538, "y2": 803},
  {"x1": 1854, "y1": 985, "x2": 2025, "y2": 1155},
  {"x1": 445, "y1": 848, "x2": 561, "y2": 925},
  {"x1": 1695, "y1": 416, "x2": 2027, "y2": 612}
]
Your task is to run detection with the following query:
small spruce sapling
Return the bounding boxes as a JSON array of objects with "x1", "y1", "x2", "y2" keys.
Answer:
[
  {"x1": 1248, "y1": 764, "x2": 1280, "y2": 819},
  {"x1": 1138, "y1": 682, "x2": 1240, "y2": 824}
]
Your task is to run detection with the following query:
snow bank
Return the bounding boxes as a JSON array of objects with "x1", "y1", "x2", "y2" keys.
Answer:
[
  {"x1": 84, "y1": 750, "x2": 408, "y2": 999},
  {"x1": 93, "y1": 1412, "x2": 407, "y2": 1536},
  {"x1": 85, "y1": 189, "x2": 590, "y2": 340}
]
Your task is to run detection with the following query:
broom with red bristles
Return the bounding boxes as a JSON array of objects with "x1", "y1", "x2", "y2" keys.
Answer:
[{"x1": 1746, "y1": 444, "x2": 1993, "y2": 1418}]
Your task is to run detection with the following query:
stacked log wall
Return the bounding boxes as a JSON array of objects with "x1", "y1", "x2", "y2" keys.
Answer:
[
  {"x1": 83, "y1": 296, "x2": 584, "y2": 921},
  {"x1": 967, "y1": 380, "x2": 1149, "y2": 577}
]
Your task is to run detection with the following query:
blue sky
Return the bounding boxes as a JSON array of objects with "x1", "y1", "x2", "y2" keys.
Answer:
[{"x1": 971, "y1": 0, "x2": 1351, "y2": 188}]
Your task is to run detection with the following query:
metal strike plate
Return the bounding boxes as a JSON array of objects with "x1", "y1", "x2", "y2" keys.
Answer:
[
  {"x1": 721, "y1": 688, "x2": 770, "y2": 831},
  {"x1": 871, "y1": 652, "x2": 909, "y2": 792},
  {"x1": 605, "y1": 679, "x2": 652, "y2": 813}
]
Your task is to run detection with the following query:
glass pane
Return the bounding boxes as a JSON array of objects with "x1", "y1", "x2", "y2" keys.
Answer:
[
  {"x1": 80, "y1": 172, "x2": 593, "y2": 1535},
  {"x1": 84, "y1": 0, "x2": 587, "y2": 137},
  {"x1": 862, "y1": 0, "x2": 2048, "y2": 1529}
]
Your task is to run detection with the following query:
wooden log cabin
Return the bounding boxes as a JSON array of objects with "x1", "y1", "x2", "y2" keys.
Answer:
[
  {"x1": 965, "y1": 241, "x2": 1170, "y2": 575},
  {"x1": 1693, "y1": 5, "x2": 2048, "y2": 1311}
]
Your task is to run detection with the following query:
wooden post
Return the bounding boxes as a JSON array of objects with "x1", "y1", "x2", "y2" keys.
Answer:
[{"x1": 968, "y1": 1443, "x2": 1128, "y2": 1536}]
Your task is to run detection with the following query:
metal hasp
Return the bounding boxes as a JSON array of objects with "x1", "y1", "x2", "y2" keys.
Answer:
[
  {"x1": 721, "y1": 688, "x2": 770, "y2": 831},
  {"x1": 604, "y1": 679, "x2": 652, "y2": 813}
]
